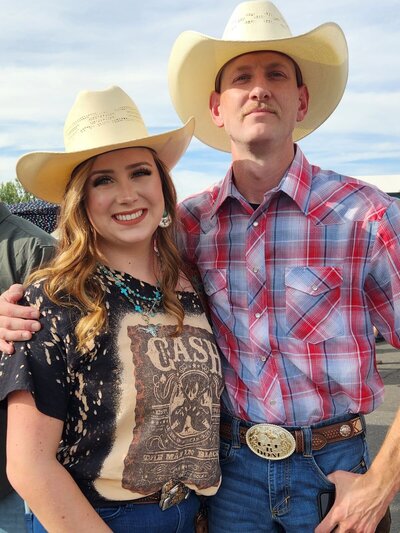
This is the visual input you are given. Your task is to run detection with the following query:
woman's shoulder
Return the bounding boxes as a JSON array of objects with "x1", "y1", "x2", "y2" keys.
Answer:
[
  {"x1": 23, "y1": 279, "x2": 81, "y2": 323},
  {"x1": 23, "y1": 278, "x2": 50, "y2": 306}
]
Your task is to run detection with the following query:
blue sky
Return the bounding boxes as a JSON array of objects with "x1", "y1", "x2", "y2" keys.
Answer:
[{"x1": 1, "y1": 0, "x2": 399, "y2": 200}]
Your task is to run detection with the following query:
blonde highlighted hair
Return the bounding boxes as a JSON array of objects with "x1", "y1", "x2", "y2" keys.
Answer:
[{"x1": 27, "y1": 148, "x2": 184, "y2": 352}]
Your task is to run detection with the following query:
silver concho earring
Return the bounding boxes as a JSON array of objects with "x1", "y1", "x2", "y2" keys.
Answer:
[{"x1": 159, "y1": 210, "x2": 171, "y2": 228}]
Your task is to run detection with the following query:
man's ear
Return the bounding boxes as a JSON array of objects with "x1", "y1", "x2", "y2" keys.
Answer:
[
  {"x1": 296, "y1": 85, "x2": 309, "y2": 123},
  {"x1": 209, "y1": 91, "x2": 224, "y2": 128}
]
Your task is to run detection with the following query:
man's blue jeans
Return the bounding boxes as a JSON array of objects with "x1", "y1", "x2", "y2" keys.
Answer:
[
  {"x1": 208, "y1": 413, "x2": 370, "y2": 532},
  {"x1": 26, "y1": 491, "x2": 200, "y2": 532}
]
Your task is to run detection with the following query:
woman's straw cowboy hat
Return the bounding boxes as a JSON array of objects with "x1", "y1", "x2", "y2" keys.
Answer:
[
  {"x1": 17, "y1": 86, "x2": 194, "y2": 204},
  {"x1": 168, "y1": 0, "x2": 348, "y2": 152}
]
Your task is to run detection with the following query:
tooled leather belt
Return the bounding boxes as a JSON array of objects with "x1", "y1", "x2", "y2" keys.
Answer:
[{"x1": 220, "y1": 416, "x2": 364, "y2": 460}]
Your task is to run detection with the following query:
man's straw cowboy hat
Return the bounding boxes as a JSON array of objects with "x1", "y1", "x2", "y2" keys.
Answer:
[
  {"x1": 17, "y1": 86, "x2": 194, "y2": 203},
  {"x1": 168, "y1": 0, "x2": 348, "y2": 152}
]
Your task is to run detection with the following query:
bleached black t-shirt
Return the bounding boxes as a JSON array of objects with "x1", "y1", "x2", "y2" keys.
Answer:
[{"x1": 0, "y1": 267, "x2": 223, "y2": 507}]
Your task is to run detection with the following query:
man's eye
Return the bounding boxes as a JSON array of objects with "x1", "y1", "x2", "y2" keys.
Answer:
[
  {"x1": 232, "y1": 73, "x2": 251, "y2": 84},
  {"x1": 268, "y1": 71, "x2": 286, "y2": 79}
]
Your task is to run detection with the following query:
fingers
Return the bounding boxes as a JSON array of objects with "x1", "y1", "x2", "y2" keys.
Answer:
[
  {"x1": 315, "y1": 512, "x2": 337, "y2": 533},
  {"x1": 0, "y1": 288, "x2": 41, "y2": 353},
  {"x1": 0, "y1": 317, "x2": 40, "y2": 334},
  {"x1": 0, "y1": 301, "x2": 40, "y2": 321},
  {"x1": 1, "y1": 284, "x2": 25, "y2": 304},
  {"x1": 0, "y1": 285, "x2": 40, "y2": 321},
  {"x1": 0, "y1": 325, "x2": 37, "y2": 354},
  {"x1": 0, "y1": 339, "x2": 16, "y2": 354}
]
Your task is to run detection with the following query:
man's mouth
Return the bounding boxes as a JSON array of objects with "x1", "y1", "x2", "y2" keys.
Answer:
[{"x1": 243, "y1": 104, "x2": 276, "y2": 117}]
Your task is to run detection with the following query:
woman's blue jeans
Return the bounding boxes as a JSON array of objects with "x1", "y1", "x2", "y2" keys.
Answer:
[
  {"x1": 25, "y1": 491, "x2": 200, "y2": 533},
  {"x1": 208, "y1": 413, "x2": 370, "y2": 532}
]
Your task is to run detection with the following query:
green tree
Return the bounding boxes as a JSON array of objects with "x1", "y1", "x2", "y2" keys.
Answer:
[{"x1": 0, "y1": 179, "x2": 37, "y2": 204}]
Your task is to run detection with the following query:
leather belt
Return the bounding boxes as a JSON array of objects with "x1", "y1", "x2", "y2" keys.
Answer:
[
  {"x1": 132, "y1": 480, "x2": 191, "y2": 510},
  {"x1": 134, "y1": 492, "x2": 161, "y2": 504},
  {"x1": 220, "y1": 416, "x2": 363, "y2": 455}
]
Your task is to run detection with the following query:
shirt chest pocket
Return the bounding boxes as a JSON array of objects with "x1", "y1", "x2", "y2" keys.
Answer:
[
  {"x1": 202, "y1": 269, "x2": 233, "y2": 332},
  {"x1": 285, "y1": 266, "x2": 344, "y2": 344}
]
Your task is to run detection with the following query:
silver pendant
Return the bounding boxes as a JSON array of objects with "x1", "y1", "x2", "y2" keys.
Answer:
[{"x1": 139, "y1": 324, "x2": 159, "y2": 337}]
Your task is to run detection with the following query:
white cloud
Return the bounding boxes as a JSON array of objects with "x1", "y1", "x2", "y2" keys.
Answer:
[{"x1": 316, "y1": 91, "x2": 400, "y2": 136}]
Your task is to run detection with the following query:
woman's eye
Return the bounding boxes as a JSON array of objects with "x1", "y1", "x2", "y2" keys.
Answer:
[
  {"x1": 132, "y1": 167, "x2": 152, "y2": 178},
  {"x1": 93, "y1": 175, "x2": 112, "y2": 187}
]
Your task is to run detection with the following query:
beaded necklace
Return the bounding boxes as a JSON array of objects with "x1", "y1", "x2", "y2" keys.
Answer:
[{"x1": 99, "y1": 264, "x2": 163, "y2": 337}]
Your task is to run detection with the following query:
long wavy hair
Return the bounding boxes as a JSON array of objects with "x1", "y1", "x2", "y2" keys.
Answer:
[{"x1": 27, "y1": 148, "x2": 184, "y2": 352}]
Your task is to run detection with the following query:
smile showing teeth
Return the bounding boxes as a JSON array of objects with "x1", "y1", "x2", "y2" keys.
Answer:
[{"x1": 114, "y1": 210, "x2": 143, "y2": 222}]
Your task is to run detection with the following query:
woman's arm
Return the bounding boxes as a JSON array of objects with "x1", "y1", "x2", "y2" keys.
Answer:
[{"x1": 7, "y1": 391, "x2": 111, "y2": 533}]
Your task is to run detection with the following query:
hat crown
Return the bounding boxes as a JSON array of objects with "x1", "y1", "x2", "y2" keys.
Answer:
[
  {"x1": 222, "y1": 1, "x2": 292, "y2": 41},
  {"x1": 63, "y1": 86, "x2": 148, "y2": 153}
]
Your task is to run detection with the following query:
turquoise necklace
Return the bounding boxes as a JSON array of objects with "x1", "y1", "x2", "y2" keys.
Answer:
[{"x1": 99, "y1": 264, "x2": 163, "y2": 337}]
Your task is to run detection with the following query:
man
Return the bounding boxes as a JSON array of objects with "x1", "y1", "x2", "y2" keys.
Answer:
[
  {"x1": 0, "y1": 2, "x2": 399, "y2": 532},
  {"x1": 168, "y1": 2, "x2": 399, "y2": 531},
  {"x1": 0, "y1": 201, "x2": 55, "y2": 533}
]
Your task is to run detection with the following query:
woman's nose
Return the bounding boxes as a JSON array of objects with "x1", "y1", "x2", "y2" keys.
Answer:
[{"x1": 116, "y1": 180, "x2": 139, "y2": 203}]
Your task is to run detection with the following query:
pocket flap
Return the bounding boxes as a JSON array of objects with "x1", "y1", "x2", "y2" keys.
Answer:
[
  {"x1": 203, "y1": 269, "x2": 227, "y2": 296},
  {"x1": 285, "y1": 266, "x2": 343, "y2": 296}
]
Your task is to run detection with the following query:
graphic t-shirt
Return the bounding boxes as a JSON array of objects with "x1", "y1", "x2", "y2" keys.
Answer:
[{"x1": 0, "y1": 267, "x2": 223, "y2": 507}]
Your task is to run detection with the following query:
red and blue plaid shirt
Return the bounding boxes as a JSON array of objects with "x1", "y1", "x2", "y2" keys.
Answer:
[{"x1": 178, "y1": 146, "x2": 400, "y2": 426}]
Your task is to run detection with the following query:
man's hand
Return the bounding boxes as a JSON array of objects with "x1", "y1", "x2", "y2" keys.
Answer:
[
  {"x1": 315, "y1": 470, "x2": 389, "y2": 533},
  {"x1": 0, "y1": 284, "x2": 41, "y2": 354}
]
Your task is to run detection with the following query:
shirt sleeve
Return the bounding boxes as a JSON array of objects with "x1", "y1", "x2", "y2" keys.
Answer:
[
  {"x1": 17, "y1": 239, "x2": 56, "y2": 282},
  {"x1": 365, "y1": 199, "x2": 400, "y2": 347},
  {"x1": 0, "y1": 282, "x2": 71, "y2": 421}
]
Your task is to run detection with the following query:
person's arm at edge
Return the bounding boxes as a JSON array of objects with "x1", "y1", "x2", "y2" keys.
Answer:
[
  {"x1": 0, "y1": 285, "x2": 41, "y2": 353},
  {"x1": 7, "y1": 390, "x2": 111, "y2": 533},
  {"x1": 315, "y1": 407, "x2": 400, "y2": 533},
  {"x1": 0, "y1": 239, "x2": 56, "y2": 353}
]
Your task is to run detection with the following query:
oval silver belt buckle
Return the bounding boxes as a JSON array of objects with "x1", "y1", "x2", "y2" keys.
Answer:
[{"x1": 245, "y1": 423, "x2": 296, "y2": 460}]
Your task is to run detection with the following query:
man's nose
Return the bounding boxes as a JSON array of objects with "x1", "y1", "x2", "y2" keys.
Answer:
[{"x1": 249, "y1": 82, "x2": 271, "y2": 101}]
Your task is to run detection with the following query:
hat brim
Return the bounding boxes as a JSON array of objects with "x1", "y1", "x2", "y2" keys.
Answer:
[
  {"x1": 17, "y1": 118, "x2": 194, "y2": 204},
  {"x1": 168, "y1": 23, "x2": 348, "y2": 151}
]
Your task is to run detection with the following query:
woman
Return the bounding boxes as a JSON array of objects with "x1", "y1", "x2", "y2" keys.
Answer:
[{"x1": 0, "y1": 86, "x2": 222, "y2": 532}]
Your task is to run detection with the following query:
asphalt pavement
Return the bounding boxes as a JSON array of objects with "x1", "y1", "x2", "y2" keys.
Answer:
[{"x1": 365, "y1": 341, "x2": 400, "y2": 532}]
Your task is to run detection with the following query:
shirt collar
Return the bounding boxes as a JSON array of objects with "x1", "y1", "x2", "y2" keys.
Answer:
[
  {"x1": 0, "y1": 202, "x2": 11, "y2": 224},
  {"x1": 210, "y1": 145, "x2": 313, "y2": 218},
  {"x1": 210, "y1": 167, "x2": 238, "y2": 218},
  {"x1": 279, "y1": 145, "x2": 313, "y2": 215}
]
